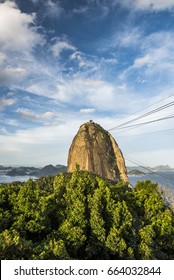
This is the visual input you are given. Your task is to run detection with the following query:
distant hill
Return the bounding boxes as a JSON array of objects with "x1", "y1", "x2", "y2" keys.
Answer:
[
  {"x1": 37, "y1": 164, "x2": 67, "y2": 177},
  {"x1": 0, "y1": 164, "x2": 67, "y2": 177},
  {"x1": 6, "y1": 166, "x2": 38, "y2": 176},
  {"x1": 128, "y1": 169, "x2": 145, "y2": 176},
  {"x1": 127, "y1": 165, "x2": 174, "y2": 173},
  {"x1": 1, "y1": 164, "x2": 173, "y2": 178},
  {"x1": 152, "y1": 165, "x2": 174, "y2": 172}
]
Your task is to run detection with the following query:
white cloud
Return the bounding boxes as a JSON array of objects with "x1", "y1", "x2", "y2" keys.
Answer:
[
  {"x1": 120, "y1": 31, "x2": 174, "y2": 82},
  {"x1": 16, "y1": 108, "x2": 40, "y2": 122},
  {"x1": 0, "y1": 1, "x2": 43, "y2": 52},
  {"x1": 70, "y1": 51, "x2": 88, "y2": 67},
  {"x1": 80, "y1": 108, "x2": 96, "y2": 114},
  {"x1": 0, "y1": 52, "x2": 7, "y2": 64},
  {"x1": 43, "y1": 111, "x2": 55, "y2": 118},
  {"x1": 86, "y1": 0, "x2": 174, "y2": 12},
  {"x1": 16, "y1": 108, "x2": 58, "y2": 124},
  {"x1": 0, "y1": 118, "x2": 83, "y2": 165},
  {"x1": 54, "y1": 78, "x2": 115, "y2": 108},
  {"x1": 70, "y1": 51, "x2": 115, "y2": 74},
  {"x1": 0, "y1": 98, "x2": 17, "y2": 111},
  {"x1": 118, "y1": 28, "x2": 142, "y2": 47},
  {"x1": 86, "y1": 0, "x2": 174, "y2": 11},
  {"x1": 139, "y1": 33, "x2": 174, "y2": 69},
  {"x1": 3, "y1": 118, "x2": 19, "y2": 127},
  {"x1": 70, "y1": 51, "x2": 98, "y2": 69},
  {"x1": 134, "y1": 54, "x2": 152, "y2": 67},
  {"x1": 101, "y1": 57, "x2": 118, "y2": 64},
  {"x1": 73, "y1": 6, "x2": 89, "y2": 14},
  {"x1": 132, "y1": 0, "x2": 174, "y2": 11},
  {"x1": 24, "y1": 50, "x2": 117, "y2": 102},
  {"x1": 86, "y1": 0, "x2": 111, "y2": 18},
  {"x1": 26, "y1": 74, "x2": 116, "y2": 112},
  {"x1": 120, "y1": 0, "x2": 174, "y2": 11},
  {"x1": 54, "y1": 77, "x2": 137, "y2": 113},
  {"x1": 31, "y1": 0, "x2": 40, "y2": 3},
  {"x1": 0, "y1": 126, "x2": 9, "y2": 135},
  {"x1": 0, "y1": 67, "x2": 26, "y2": 86},
  {"x1": 51, "y1": 38, "x2": 77, "y2": 57},
  {"x1": 98, "y1": 27, "x2": 143, "y2": 55},
  {"x1": 25, "y1": 73, "x2": 145, "y2": 116},
  {"x1": 45, "y1": 0, "x2": 64, "y2": 17},
  {"x1": 85, "y1": 79, "x2": 115, "y2": 109}
]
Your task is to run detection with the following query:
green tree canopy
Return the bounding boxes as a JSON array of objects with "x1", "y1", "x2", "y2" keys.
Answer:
[{"x1": 0, "y1": 173, "x2": 174, "y2": 259}]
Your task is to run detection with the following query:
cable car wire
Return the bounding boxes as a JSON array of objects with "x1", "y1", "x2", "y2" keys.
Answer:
[
  {"x1": 112, "y1": 113, "x2": 174, "y2": 131},
  {"x1": 108, "y1": 100, "x2": 174, "y2": 131},
  {"x1": 126, "y1": 156, "x2": 174, "y2": 183}
]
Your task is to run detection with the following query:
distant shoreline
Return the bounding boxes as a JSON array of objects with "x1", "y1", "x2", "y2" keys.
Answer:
[{"x1": 1, "y1": 171, "x2": 174, "y2": 191}]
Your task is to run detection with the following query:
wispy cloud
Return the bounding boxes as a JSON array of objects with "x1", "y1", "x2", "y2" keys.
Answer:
[
  {"x1": 80, "y1": 108, "x2": 96, "y2": 114},
  {"x1": 16, "y1": 108, "x2": 58, "y2": 125},
  {"x1": 132, "y1": 0, "x2": 174, "y2": 11},
  {"x1": 31, "y1": 0, "x2": 40, "y2": 4},
  {"x1": 119, "y1": 31, "x2": 174, "y2": 86},
  {"x1": 69, "y1": 51, "x2": 99, "y2": 69},
  {"x1": 51, "y1": 37, "x2": 77, "y2": 57},
  {"x1": 70, "y1": 51, "x2": 89, "y2": 67},
  {"x1": 71, "y1": 0, "x2": 111, "y2": 21},
  {"x1": 0, "y1": 52, "x2": 7, "y2": 64},
  {"x1": 84, "y1": 0, "x2": 174, "y2": 13},
  {"x1": 118, "y1": 28, "x2": 143, "y2": 48},
  {"x1": 0, "y1": 67, "x2": 26, "y2": 86},
  {"x1": 44, "y1": 0, "x2": 64, "y2": 18},
  {"x1": 0, "y1": 98, "x2": 16, "y2": 111},
  {"x1": 53, "y1": 77, "x2": 139, "y2": 113},
  {"x1": 54, "y1": 78, "x2": 115, "y2": 108},
  {"x1": 73, "y1": 6, "x2": 89, "y2": 14},
  {"x1": 0, "y1": 118, "x2": 84, "y2": 165}
]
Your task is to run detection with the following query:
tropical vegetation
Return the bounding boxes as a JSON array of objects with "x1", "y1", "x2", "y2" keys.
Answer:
[{"x1": 0, "y1": 168, "x2": 174, "y2": 259}]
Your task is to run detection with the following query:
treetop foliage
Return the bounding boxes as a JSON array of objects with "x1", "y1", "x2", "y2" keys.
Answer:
[{"x1": 0, "y1": 169, "x2": 174, "y2": 260}]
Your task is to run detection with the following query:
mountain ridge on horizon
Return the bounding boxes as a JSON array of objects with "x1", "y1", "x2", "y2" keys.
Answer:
[
  {"x1": 0, "y1": 163, "x2": 174, "y2": 178},
  {"x1": 0, "y1": 164, "x2": 67, "y2": 177}
]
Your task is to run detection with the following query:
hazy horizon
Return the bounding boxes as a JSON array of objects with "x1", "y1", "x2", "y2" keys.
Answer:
[{"x1": 1, "y1": 162, "x2": 174, "y2": 169}]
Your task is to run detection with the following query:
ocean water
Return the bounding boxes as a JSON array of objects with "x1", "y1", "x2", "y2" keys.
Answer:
[
  {"x1": 0, "y1": 172, "x2": 174, "y2": 190},
  {"x1": 128, "y1": 171, "x2": 174, "y2": 191},
  {"x1": 0, "y1": 174, "x2": 36, "y2": 184},
  {"x1": 128, "y1": 172, "x2": 174, "y2": 210}
]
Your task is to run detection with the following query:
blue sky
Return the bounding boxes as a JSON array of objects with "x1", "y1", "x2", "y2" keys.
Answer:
[{"x1": 0, "y1": 0, "x2": 174, "y2": 167}]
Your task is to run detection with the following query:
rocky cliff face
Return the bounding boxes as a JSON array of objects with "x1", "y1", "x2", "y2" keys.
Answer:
[{"x1": 67, "y1": 121, "x2": 128, "y2": 182}]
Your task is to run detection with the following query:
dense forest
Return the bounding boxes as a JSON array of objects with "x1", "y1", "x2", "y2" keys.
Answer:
[{"x1": 0, "y1": 167, "x2": 174, "y2": 260}]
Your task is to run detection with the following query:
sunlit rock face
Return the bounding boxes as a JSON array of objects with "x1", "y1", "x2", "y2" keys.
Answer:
[{"x1": 67, "y1": 121, "x2": 128, "y2": 182}]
